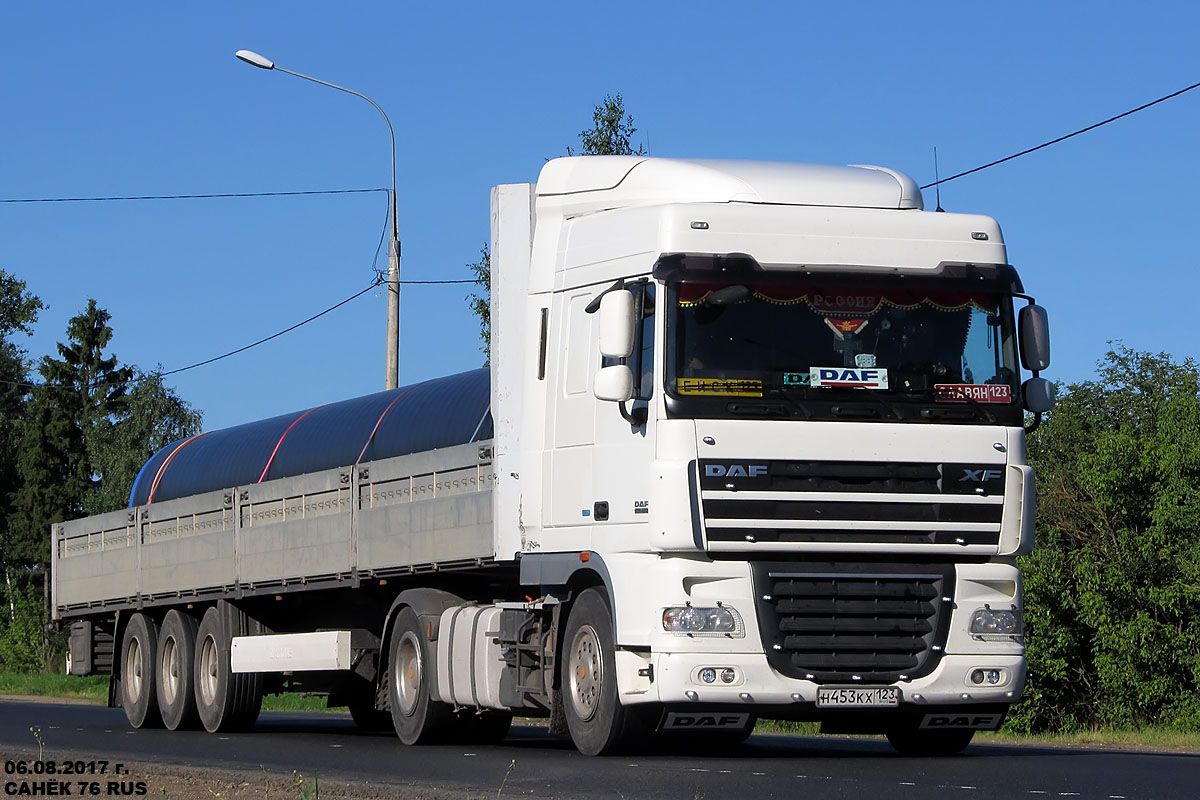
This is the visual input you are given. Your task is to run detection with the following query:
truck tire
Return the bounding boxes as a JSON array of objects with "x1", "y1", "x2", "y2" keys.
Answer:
[
  {"x1": 156, "y1": 610, "x2": 200, "y2": 730},
  {"x1": 885, "y1": 725, "x2": 974, "y2": 756},
  {"x1": 120, "y1": 613, "x2": 162, "y2": 729},
  {"x1": 347, "y1": 682, "x2": 392, "y2": 732},
  {"x1": 563, "y1": 588, "x2": 652, "y2": 755},
  {"x1": 194, "y1": 606, "x2": 262, "y2": 733},
  {"x1": 388, "y1": 606, "x2": 454, "y2": 744}
]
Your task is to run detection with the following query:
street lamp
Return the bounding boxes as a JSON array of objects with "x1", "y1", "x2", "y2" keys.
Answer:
[{"x1": 235, "y1": 49, "x2": 402, "y2": 390}]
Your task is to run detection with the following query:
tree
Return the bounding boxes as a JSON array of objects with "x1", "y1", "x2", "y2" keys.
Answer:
[
  {"x1": 468, "y1": 94, "x2": 646, "y2": 357},
  {"x1": 465, "y1": 245, "x2": 492, "y2": 365},
  {"x1": 1008, "y1": 345, "x2": 1200, "y2": 732},
  {"x1": 0, "y1": 271, "x2": 43, "y2": 570},
  {"x1": 8, "y1": 300, "x2": 132, "y2": 568},
  {"x1": 568, "y1": 93, "x2": 646, "y2": 157},
  {"x1": 86, "y1": 369, "x2": 202, "y2": 516}
]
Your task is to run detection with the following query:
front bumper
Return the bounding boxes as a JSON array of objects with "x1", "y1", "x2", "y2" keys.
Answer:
[{"x1": 616, "y1": 650, "x2": 1024, "y2": 712}]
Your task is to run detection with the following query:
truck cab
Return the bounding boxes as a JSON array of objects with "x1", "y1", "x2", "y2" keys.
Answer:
[{"x1": 493, "y1": 156, "x2": 1052, "y2": 754}]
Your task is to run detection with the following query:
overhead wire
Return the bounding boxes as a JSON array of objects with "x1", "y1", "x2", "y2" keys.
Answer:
[
  {"x1": 922, "y1": 79, "x2": 1200, "y2": 189},
  {"x1": 0, "y1": 188, "x2": 389, "y2": 203},
  {"x1": 0, "y1": 274, "x2": 477, "y2": 394},
  {"x1": 2, "y1": 183, "x2": 479, "y2": 392}
]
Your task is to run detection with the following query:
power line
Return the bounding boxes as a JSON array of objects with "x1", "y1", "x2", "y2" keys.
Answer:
[
  {"x1": 0, "y1": 188, "x2": 388, "y2": 203},
  {"x1": 923, "y1": 79, "x2": 1200, "y2": 189},
  {"x1": 157, "y1": 278, "x2": 384, "y2": 377},
  {"x1": 0, "y1": 274, "x2": 477, "y2": 393}
]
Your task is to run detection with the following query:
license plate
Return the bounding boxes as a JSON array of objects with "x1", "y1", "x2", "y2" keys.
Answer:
[{"x1": 816, "y1": 686, "x2": 900, "y2": 708}]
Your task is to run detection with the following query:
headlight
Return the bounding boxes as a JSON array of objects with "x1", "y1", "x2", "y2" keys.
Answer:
[
  {"x1": 662, "y1": 604, "x2": 744, "y2": 637},
  {"x1": 969, "y1": 606, "x2": 1022, "y2": 640}
]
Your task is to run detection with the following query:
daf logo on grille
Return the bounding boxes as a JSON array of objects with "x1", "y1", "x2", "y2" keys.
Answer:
[
  {"x1": 705, "y1": 464, "x2": 768, "y2": 478},
  {"x1": 960, "y1": 468, "x2": 1002, "y2": 482}
]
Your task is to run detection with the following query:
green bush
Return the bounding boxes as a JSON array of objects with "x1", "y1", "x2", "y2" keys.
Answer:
[
  {"x1": 1007, "y1": 346, "x2": 1200, "y2": 733},
  {"x1": 0, "y1": 574, "x2": 49, "y2": 673}
]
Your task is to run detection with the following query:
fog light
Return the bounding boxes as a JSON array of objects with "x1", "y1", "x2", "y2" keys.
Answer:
[
  {"x1": 970, "y1": 668, "x2": 1004, "y2": 686},
  {"x1": 720, "y1": 668, "x2": 737, "y2": 684},
  {"x1": 700, "y1": 668, "x2": 717, "y2": 684}
]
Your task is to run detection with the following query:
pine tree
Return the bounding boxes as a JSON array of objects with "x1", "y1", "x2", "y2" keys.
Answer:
[{"x1": 8, "y1": 300, "x2": 132, "y2": 568}]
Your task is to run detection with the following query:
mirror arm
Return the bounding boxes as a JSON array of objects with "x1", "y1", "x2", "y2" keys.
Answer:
[
  {"x1": 619, "y1": 402, "x2": 648, "y2": 427},
  {"x1": 585, "y1": 278, "x2": 627, "y2": 314},
  {"x1": 1024, "y1": 411, "x2": 1043, "y2": 434}
]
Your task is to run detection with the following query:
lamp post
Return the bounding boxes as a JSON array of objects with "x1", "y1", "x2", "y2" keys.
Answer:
[{"x1": 235, "y1": 49, "x2": 402, "y2": 390}]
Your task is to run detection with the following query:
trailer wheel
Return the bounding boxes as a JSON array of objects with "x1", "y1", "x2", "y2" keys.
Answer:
[
  {"x1": 885, "y1": 725, "x2": 974, "y2": 756},
  {"x1": 388, "y1": 606, "x2": 453, "y2": 744},
  {"x1": 120, "y1": 613, "x2": 163, "y2": 729},
  {"x1": 563, "y1": 588, "x2": 652, "y2": 755},
  {"x1": 156, "y1": 610, "x2": 200, "y2": 730},
  {"x1": 194, "y1": 606, "x2": 263, "y2": 733}
]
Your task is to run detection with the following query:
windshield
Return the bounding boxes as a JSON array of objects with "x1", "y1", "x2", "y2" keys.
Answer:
[{"x1": 666, "y1": 281, "x2": 1020, "y2": 422}]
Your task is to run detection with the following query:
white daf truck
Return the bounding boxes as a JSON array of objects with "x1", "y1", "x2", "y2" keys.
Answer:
[{"x1": 54, "y1": 156, "x2": 1053, "y2": 756}]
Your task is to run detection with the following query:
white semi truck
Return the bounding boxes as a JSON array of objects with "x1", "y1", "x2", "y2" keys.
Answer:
[{"x1": 54, "y1": 156, "x2": 1053, "y2": 756}]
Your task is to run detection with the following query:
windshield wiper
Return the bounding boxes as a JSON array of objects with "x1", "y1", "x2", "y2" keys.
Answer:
[
  {"x1": 761, "y1": 386, "x2": 812, "y2": 419},
  {"x1": 919, "y1": 387, "x2": 998, "y2": 424}
]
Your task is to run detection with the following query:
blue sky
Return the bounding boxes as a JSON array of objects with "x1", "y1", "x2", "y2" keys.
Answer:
[{"x1": 3, "y1": 2, "x2": 1198, "y2": 431}]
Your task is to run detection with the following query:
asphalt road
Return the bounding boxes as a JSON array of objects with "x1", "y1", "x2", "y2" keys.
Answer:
[{"x1": 1, "y1": 700, "x2": 1196, "y2": 799}]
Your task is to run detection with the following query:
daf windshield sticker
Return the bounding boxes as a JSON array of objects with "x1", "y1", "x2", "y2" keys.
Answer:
[
  {"x1": 677, "y1": 378, "x2": 763, "y2": 397},
  {"x1": 782, "y1": 372, "x2": 811, "y2": 386},
  {"x1": 810, "y1": 367, "x2": 889, "y2": 390},
  {"x1": 854, "y1": 353, "x2": 877, "y2": 369},
  {"x1": 934, "y1": 384, "x2": 1012, "y2": 403}
]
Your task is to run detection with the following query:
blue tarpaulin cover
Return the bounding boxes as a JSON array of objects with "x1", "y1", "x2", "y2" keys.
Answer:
[{"x1": 129, "y1": 369, "x2": 491, "y2": 506}]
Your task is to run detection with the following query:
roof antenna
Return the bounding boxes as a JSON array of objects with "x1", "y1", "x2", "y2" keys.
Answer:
[{"x1": 933, "y1": 147, "x2": 945, "y2": 212}]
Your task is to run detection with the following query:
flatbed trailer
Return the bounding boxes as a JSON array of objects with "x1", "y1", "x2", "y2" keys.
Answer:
[{"x1": 55, "y1": 156, "x2": 1054, "y2": 756}]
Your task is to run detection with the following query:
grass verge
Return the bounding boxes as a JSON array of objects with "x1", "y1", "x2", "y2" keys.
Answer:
[
  {"x1": 0, "y1": 672, "x2": 340, "y2": 713},
  {"x1": 0, "y1": 672, "x2": 108, "y2": 701},
  {"x1": 754, "y1": 718, "x2": 1200, "y2": 751}
]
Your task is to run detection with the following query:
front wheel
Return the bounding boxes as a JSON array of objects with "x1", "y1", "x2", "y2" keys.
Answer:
[{"x1": 563, "y1": 588, "x2": 652, "y2": 755}]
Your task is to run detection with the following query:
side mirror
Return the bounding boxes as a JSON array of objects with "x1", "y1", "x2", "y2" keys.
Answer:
[
  {"x1": 598, "y1": 289, "x2": 635, "y2": 358},
  {"x1": 1023, "y1": 377, "x2": 1056, "y2": 413},
  {"x1": 1018, "y1": 304, "x2": 1051, "y2": 372},
  {"x1": 594, "y1": 365, "x2": 634, "y2": 402}
]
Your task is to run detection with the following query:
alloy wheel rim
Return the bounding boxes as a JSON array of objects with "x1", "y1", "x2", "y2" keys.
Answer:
[
  {"x1": 569, "y1": 623, "x2": 602, "y2": 722},
  {"x1": 395, "y1": 631, "x2": 422, "y2": 717}
]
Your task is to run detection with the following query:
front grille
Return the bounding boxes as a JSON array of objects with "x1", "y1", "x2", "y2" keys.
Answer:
[
  {"x1": 699, "y1": 459, "x2": 1005, "y2": 549},
  {"x1": 752, "y1": 562, "x2": 953, "y2": 683}
]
